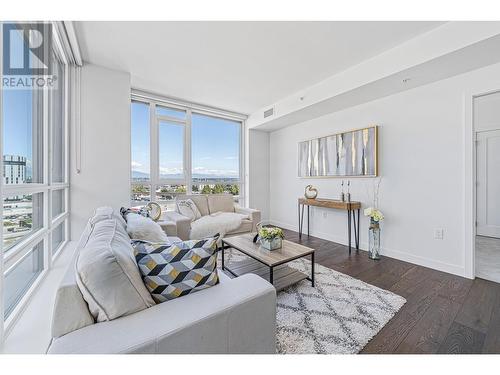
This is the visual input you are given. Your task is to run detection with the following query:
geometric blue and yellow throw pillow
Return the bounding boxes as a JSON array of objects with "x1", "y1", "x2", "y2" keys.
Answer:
[{"x1": 132, "y1": 237, "x2": 219, "y2": 303}]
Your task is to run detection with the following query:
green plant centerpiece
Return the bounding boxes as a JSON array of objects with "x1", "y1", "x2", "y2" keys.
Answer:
[{"x1": 258, "y1": 226, "x2": 285, "y2": 251}]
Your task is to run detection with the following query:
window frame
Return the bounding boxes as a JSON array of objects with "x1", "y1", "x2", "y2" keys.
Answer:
[
  {"x1": 0, "y1": 23, "x2": 71, "y2": 339},
  {"x1": 130, "y1": 91, "x2": 247, "y2": 207}
]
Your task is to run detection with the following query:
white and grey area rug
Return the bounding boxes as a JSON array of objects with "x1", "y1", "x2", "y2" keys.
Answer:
[{"x1": 220, "y1": 250, "x2": 406, "y2": 354}]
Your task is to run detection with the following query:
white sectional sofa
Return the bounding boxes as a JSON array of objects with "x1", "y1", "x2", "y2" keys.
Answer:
[{"x1": 47, "y1": 208, "x2": 276, "y2": 354}]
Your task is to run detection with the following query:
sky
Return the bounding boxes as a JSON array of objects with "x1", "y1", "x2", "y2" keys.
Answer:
[
  {"x1": 2, "y1": 29, "x2": 34, "y2": 167},
  {"x1": 131, "y1": 102, "x2": 240, "y2": 179},
  {"x1": 3, "y1": 90, "x2": 33, "y2": 160}
]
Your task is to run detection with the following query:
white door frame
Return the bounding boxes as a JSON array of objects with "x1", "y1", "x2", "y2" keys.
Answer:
[
  {"x1": 464, "y1": 84, "x2": 500, "y2": 279},
  {"x1": 476, "y1": 129, "x2": 500, "y2": 238}
]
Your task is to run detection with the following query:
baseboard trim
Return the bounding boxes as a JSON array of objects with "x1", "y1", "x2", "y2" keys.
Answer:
[
  {"x1": 269, "y1": 219, "x2": 468, "y2": 278},
  {"x1": 475, "y1": 270, "x2": 500, "y2": 284}
]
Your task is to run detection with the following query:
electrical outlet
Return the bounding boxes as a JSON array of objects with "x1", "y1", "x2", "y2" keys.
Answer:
[
  {"x1": 434, "y1": 228, "x2": 444, "y2": 240},
  {"x1": 322, "y1": 212, "x2": 327, "y2": 219}
]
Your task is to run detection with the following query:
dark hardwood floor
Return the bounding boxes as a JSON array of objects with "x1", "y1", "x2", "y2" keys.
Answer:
[{"x1": 279, "y1": 228, "x2": 500, "y2": 354}]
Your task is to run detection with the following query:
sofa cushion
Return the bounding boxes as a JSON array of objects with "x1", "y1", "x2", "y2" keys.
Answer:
[
  {"x1": 176, "y1": 195, "x2": 210, "y2": 217},
  {"x1": 125, "y1": 212, "x2": 169, "y2": 243},
  {"x1": 89, "y1": 206, "x2": 114, "y2": 225},
  {"x1": 76, "y1": 218, "x2": 156, "y2": 322},
  {"x1": 176, "y1": 198, "x2": 202, "y2": 222},
  {"x1": 162, "y1": 211, "x2": 192, "y2": 241},
  {"x1": 77, "y1": 206, "x2": 116, "y2": 250},
  {"x1": 207, "y1": 194, "x2": 235, "y2": 214},
  {"x1": 133, "y1": 237, "x2": 219, "y2": 303}
]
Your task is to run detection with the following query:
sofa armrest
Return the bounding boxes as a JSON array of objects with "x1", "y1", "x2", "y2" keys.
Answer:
[
  {"x1": 157, "y1": 220, "x2": 177, "y2": 237},
  {"x1": 234, "y1": 205, "x2": 261, "y2": 232},
  {"x1": 47, "y1": 274, "x2": 276, "y2": 354},
  {"x1": 162, "y1": 211, "x2": 191, "y2": 240},
  {"x1": 51, "y1": 254, "x2": 95, "y2": 339}
]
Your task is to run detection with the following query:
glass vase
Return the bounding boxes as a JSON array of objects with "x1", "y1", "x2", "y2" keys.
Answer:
[{"x1": 368, "y1": 218, "x2": 381, "y2": 260}]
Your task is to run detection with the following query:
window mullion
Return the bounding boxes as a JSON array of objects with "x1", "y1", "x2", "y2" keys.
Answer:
[
  {"x1": 0, "y1": 23, "x2": 4, "y2": 343},
  {"x1": 2, "y1": 184, "x2": 48, "y2": 197},
  {"x1": 150, "y1": 102, "x2": 158, "y2": 202},
  {"x1": 156, "y1": 115, "x2": 186, "y2": 124},
  {"x1": 240, "y1": 120, "x2": 246, "y2": 206},
  {"x1": 64, "y1": 65, "x2": 70, "y2": 185},
  {"x1": 3, "y1": 226, "x2": 48, "y2": 269},
  {"x1": 186, "y1": 109, "x2": 192, "y2": 194},
  {"x1": 43, "y1": 80, "x2": 51, "y2": 271}
]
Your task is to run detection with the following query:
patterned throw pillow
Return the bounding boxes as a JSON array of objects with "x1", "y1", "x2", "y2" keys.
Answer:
[
  {"x1": 132, "y1": 237, "x2": 219, "y2": 303},
  {"x1": 176, "y1": 199, "x2": 202, "y2": 222},
  {"x1": 120, "y1": 206, "x2": 150, "y2": 219}
]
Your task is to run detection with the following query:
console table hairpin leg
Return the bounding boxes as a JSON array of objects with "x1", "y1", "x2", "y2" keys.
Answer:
[
  {"x1": 347, "y1": 206, "x2": 361, "y2": 254},
  {"x1": 298, "y1": 199, "x2": 360, "y2": 254},
  {"x1": 298, "y1": 202, "x2": 307, "y2": 238}
]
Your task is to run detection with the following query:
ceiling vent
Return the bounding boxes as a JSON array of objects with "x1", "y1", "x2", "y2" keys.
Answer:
[{"x1": 263, "y1": 107, "x2": 274, "y2": 118}]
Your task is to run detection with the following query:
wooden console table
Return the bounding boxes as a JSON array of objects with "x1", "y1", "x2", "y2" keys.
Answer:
[{"x1": 298, "y1": 197, "x2": 361, "y2": 254}]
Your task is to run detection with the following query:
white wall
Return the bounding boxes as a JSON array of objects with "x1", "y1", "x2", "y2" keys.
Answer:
[
  {"x1": 248, "y1": 129, "x2": 270, "y2": 221},
  {"x1": 267, "y1": 62, "x2": 500, "y2": 277},
  {"x1": 70, "y1": 64, "x2": 131, "y2": 239},
  {"x1": 474, "y1": 91, "x2": 500, "y2": 132}
]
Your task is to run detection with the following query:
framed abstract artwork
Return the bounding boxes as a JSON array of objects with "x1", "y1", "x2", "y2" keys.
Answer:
[{"x1": 298, "y1": 126, "x2": 378, "y2": 178}]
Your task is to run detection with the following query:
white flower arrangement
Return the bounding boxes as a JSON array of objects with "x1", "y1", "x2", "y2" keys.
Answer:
[{"x1": 364, "y1": 207, "x2": 384, "y2": 222}]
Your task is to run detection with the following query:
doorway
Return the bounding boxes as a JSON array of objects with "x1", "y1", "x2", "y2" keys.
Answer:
[{"x1": 475, "y1": 92, "x2": 500, "y2": 283}]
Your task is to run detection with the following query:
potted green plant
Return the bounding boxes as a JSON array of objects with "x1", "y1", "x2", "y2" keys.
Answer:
[{"x1": 258, "y1": 226, "x2": 285, "y2": 251}]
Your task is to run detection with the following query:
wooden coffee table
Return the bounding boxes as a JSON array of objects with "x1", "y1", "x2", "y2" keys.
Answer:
[{"x1": 220, "y1": 233, "x2": 315, "y2": 291}]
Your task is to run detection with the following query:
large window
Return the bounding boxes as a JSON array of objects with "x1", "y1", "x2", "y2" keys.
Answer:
[
  {"x1": 191, "y1": 113, "x2": 241, "y2": 196},
  {"x1": 130, "y1": 94, "x2": 245, "y2": 210},
  {"x1": 1, "y1": 24, "x2": 71, "y2": 334}
]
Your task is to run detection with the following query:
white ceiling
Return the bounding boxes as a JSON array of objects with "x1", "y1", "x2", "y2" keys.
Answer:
[{"x1": 75, "y1": 21, "x2": 444, "y2": 114}]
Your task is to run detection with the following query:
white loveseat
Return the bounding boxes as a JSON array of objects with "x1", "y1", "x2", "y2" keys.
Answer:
[
  {"x1": 47, "y1": 208, "x2": 276, "y2": 354},
  {"x1": 163, "y1": 194, "x2": 261, "y2": 241}
]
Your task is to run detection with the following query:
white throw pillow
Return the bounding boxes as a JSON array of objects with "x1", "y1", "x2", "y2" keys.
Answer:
[
  {"x1": 176, "y1": 199, "x2": 202, "y2": 222},
  {"x1": 126, "y1": 212, "x2": 169, "y2": 242}
]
